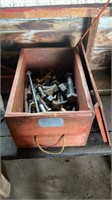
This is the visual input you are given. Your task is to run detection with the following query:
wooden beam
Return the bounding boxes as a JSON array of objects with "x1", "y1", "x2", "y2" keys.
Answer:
[{"x1": 0, "y1": 5, "x2": 111, "y2": 19}]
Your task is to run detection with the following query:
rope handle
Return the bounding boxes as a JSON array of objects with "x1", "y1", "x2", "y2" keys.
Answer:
[{"x1": 34, "y1": 134, "x2": 65, "y2": 155}]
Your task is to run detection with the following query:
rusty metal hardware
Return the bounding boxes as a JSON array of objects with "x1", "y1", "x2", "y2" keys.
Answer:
[
  {"x1": 51, "y1": 80, "x2": 59, "y2": 93},
  {"x1": 27, "y1": 71, "x2": 39, "y2": 112},
  {"x1": 42, "y1": 74, "x2": 53, "y2": 86},
  {"x1": 39, "y1": 104, "x2": 47, "y2": 112},
  {"x1": 46, "y1": 95, "x2": 66, "y2": 111},
  {"x1": 46, "y1": 95, "x2": 54, "y2": 105},
  {"x1": 57, "y1": 91, "x2": 62, "y2": 102},
  {"x1": 66, "y1": 73, "x2": 77, "y2": 103},
  {"x1": 52, "y1": 100, "x2": 66, "y2": 111},
  {"x1": 26, "y1": 84, "x2": 32, "y2": 99},
  {"x1": 37, "y1": 94, "x2": 51, "y2": 111},
  {"x1": 26, "y1": 69, "x2": 78, "y2": 113},
  {"x1": 28, "y1": 101, "x2": 32, "y2": 113},
  {"x1": 57, "y1": 91, "x2": 64, "y2": 102},
  {"x1": 44, "y1": 88, "x2": 53, "y2": 96},
  {"x1": 36, "y1": 84, "x2": 46, "y2": 99},
  {"x1": 24, "y1": 86, "x2": 29, "y2": 112},
  {"x1": 42, "y1": 84, "x2": 58, "y2": 94},
  {"x1": 28, "y1": 100, "x2": 35, "y2": 113},
  {"x1": 58, "y1": 83, "x2": 67, "y2": 95},
  {"x1": 60, "y1": 107, "x2": 66, "y2": 112},
  {"x1": 37, "y1": 72, "x2": 52, "y2": 84}
]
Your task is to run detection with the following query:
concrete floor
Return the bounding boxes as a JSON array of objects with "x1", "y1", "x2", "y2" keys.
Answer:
[{"x1": 2, "y1": 156, "x2": 111, "y2": 199}]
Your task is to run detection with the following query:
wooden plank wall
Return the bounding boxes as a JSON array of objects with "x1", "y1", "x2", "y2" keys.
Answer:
[{"x1": 1, "y1": 17, "x2": 111, "y2": 71}]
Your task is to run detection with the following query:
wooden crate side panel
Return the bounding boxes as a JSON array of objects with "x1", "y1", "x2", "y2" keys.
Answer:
[
  {"x1": 5, "y1": 50, "x2": 26, "y2": 113},
  {"x1": 5, "y1": 111, "x2": 94, "y2": 137},
  {"x1": 13, "y1": 133, "x2": 89, "y2": 148},
  {"x1": 24, "y1": 48, "x2": 74, "y2": 70},
  {"x1": 74, "y1": 52, "x2": 93, "y2": 110}
]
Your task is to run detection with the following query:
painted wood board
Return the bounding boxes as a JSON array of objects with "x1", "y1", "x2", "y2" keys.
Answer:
[
  {"x1": 0, "y1": 0, "x2": 110, "y2": 7},
  {"x1": 0, "y1": 6, "x2": 111, "y2": 18}
]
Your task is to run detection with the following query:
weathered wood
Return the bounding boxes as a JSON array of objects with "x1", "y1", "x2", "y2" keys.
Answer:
[
  {"x1": 1, "y1": 48, "x2": 111, "y2": 71},
  {"x1": 1, "y1": 29, "x2": 111, "y2": 50},
  {"x1": 1, "y1": 31, "x2": 81, "y2": 49},
  {"x1": 1, "y1": 17, "x2": 111, "y2": 32},
  {"x1": 91, "y1": 48, "x2": 111, "y2": 70},
  {"x1": 85, "y1": 18, "x2": 99, "y2": 63},
  {"x1": 1, "y1": 17, "x2": 111, "y2": 54},
  {"x1": 0, "y1": 19, "x2": 83, "y2": 32},
  {"x1": 0, "y1": 0, "x2": 110, "y2": 8},
  {"x1": 0, "y1": 5, "x2": 111, "y2": 19},
  {"x1": 79, "y1": 42, "x2": 111, "y2": 145}
]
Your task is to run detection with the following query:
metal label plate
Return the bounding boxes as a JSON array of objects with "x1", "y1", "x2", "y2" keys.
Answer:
[{"x1": 38, "y1": 118, "x2": 64, "y2": 127}]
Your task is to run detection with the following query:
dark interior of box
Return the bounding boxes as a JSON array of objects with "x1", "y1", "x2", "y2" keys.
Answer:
[{"x1": 11, "y1": 48, "x2": 92, "y2": 112}]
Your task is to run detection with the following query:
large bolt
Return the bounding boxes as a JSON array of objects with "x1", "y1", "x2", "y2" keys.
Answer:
[
  {"x1": 44, "y1": 88, "x2": 53, "y2": 96},
  {"x1": 28, "y1": 101, "x2": 32, "y2": 113},
  {"x1": 58, "y1": 83, "x2": 67, "y2": 95},
  {"x1": 65, "y1": 73, "x2": 77, "y2": 103},
  {"x1": 37, "y1": 94, "x2": 51, "y2": 111},
  {"x1": 27, "y1": 71, "x2": 40, "y2": 113},
  {"x1": 57, "y1": 91, "x2": 64, "y2": 103},
  {"x1": 46, "y1": 96, "x2": 66, "y2": 111},
  {"x1": 46, "y1": 95, "x2": 54, "y2": 105},
  {"x1": 28, "y1": 101, "x2": 35, "y2": 113},
  {"x1": 39, "y1": 104, "x2": 47, "y2": 112},
  {"x1": 24, "y1": 86, "x2": 29, "y2": 112},
  {"x1": 51, "y1": 80, "x2": 59, "y2": 93},
  {"x1": 60, "y1": 107, "x2": 66, "y2": 112},
  {"x1": 26, "y1": 84, "x2": 32, "y2": 100},
  {"x1": 36, "y1": 84, "x2": 46, "y2": 99}
]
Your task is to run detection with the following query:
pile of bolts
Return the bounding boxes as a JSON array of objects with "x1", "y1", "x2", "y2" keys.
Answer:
[{"x1": 25, "y1": 69, "x2": 78, "y2": 113}]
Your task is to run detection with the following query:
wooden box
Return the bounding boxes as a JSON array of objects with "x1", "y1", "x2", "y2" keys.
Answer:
[{"x1": 5, "y1": 47, "x2": 95, "y2": 148}]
